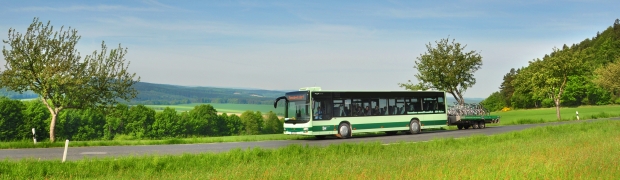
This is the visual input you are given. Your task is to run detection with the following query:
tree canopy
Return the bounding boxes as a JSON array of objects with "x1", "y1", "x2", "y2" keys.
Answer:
[
  {"x1": 0, "y1": 17, "x2": 140, "y2": 142},
  {"x1": 399, "y1": 37, "x2": 482, "y2": 105}
]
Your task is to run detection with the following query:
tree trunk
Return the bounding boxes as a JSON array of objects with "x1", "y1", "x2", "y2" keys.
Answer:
[
  {"x1": 554, "y1": 98, "x2": 561, "y2": 120},
  {"x1": 49, "y1": 112, "x2": 57, "y2": 142}
]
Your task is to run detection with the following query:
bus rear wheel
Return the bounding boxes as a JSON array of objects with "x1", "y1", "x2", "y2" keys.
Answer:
[
  {"x1": 338, "y1": 123, "x2": 351, "y2": 139},
  {"x1": 409, "y1": 120, "x2": 421, "y2": 134}
]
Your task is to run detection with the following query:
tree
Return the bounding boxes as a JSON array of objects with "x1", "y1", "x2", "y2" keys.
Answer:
[
  {"x1": 0, "y1": 97, "x2": 25, "y2": 141},
  {"x1": 0, "y1": 18, "x2": 140, "y2": 142},
  {"x1": 189, "y1": 104, "x2": 218, "y2": 136},
  {"x1": 263, "y1": 111, "x2": 283, "y2": 134},
  {"x1": 399, "y1": 37, "x2": 483, "y2": 105},
  {"x1": 126, "y1": 105, "x2": 155, "y2": 138},
  {"x1": 526, "y1": 47, "x2": 583, "y2": 120},
  {"x1": 593, "y1": 57, "x2": 620, "y2": 96},
  {"x1": 153, "y1": 107, "x2": 181, "y2": 138},
  {"x1": 240, "y1": 110, "x2": 263, "y2": 135},
  {"x1": 499, "y1": 68, "x2": 518, "y2": 107}
]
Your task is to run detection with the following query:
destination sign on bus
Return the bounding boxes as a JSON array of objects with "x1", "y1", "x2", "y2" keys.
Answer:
[{"x1": 287, "y1": 94, "x2": 306, "y2": 101}]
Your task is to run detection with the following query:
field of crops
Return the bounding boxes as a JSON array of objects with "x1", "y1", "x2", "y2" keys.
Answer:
[
  {"x1": 2, "y1": 120, "x2": 618, "y2": 179},
  {"x1": 145, "y1": 103, "x2": 277, "y2": 114},
  {"x1": 489, "y1": 105, "x2": 620, "y2": 125}
]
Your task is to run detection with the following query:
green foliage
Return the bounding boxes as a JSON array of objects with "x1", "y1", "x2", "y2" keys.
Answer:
[
  {"x1": 262, "y1": 111, "x2": 283, "y2": 134},
  {"x1": 225, "y1": 113, "x2": 244, "y2": 136},
  {"x1": 399, "y1": 37, "x2": 483, "y2": 105},
  {"x1": 20, "y1": 100, "x2": 49, "y2": 141},
  {"x1": 240, "y1": 110, "x2": 263, "y2": 135},
  {"x1": 189, "y1": 104, "x2": 218, "y2": 136},
  {"x1": 0, "y1": 17, "x2": 140, "y2": 142},
  {"x1": 480, "y1": 91, "x2": 505, "y2": 112},
  {"x1": 126, "y1": 105, "x2": 156, "y2": 139},
  {"x1": 593, "y1": 57, "x2": 620, "y2": 96},
  {"x1": 0, "y1": 97, "x2": 25, "y2": 141},
  {"x1": 153, "y1": 107, "x2": 183, "y2": 138}
]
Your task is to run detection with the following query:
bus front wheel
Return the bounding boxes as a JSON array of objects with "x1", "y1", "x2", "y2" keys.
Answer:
[
  {"x1": 409, "y1": 120, "x2": 421, "y2": 134},
  {"x1": 338, "y1": 123, "x2": 351, "y2": 139}
]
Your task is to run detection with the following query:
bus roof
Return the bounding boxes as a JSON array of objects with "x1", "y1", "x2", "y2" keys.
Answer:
[{"x1": 292, "y1": 87, "x2": 445, "y2": 93}]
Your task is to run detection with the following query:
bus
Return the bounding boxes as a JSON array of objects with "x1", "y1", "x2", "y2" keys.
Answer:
[{"x1": 273, "y1": 87, "x2": 448, "y2": 139}]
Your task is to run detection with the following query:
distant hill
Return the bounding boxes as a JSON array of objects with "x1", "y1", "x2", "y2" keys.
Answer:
[
  {"x1": 0, "y1": 88, "x2": 38, "y2": 99},
  {"x1": 3, "y1": 82, "x2": 484, "y2": 105},
  {"x1": 127, "y1": 82, "x2": 286, "y2": 105}
]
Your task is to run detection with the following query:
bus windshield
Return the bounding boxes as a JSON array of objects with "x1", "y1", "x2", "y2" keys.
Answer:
[{"x1": 287, "y1": 100, "x2": 310, "y2": 121}]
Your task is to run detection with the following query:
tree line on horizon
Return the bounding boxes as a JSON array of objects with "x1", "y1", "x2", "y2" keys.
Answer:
[
  {"x1": 482, "y1": 19, "x2": 620, "y2": 117},
  {"x1": 0, "y1": 97, "x2": 284, "y2": 141}
]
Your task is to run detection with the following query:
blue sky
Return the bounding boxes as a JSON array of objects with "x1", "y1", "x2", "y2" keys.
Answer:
[{"x1": 1, "y1": 0, "x2": 619, "y2": 98}]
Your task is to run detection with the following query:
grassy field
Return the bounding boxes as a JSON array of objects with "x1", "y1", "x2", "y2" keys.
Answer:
[
  {"x1": 144, "y1": 103, "x2": 277, "y2": 114},
  {"x1": 488, "y1": 105, "x2": 620, "y2": 125},
  {"x1": 1, "y1": 120, "x2": 618, "y2": 179}
]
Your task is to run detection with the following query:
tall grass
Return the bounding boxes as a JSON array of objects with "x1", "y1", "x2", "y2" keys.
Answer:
[
  {"x1": 2, "y1": 120, "x2": 619, "y2": 179},
  {"x1": 490, "y1": 105, "x2": 620, "y2": 125}
]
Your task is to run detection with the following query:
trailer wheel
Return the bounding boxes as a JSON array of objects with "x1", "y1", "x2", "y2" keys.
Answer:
[
  {"x1": 457, "y1": 124, "x2": 463, "y2": 130},
  {"x1": 409, "y1": 120, "x2": 421, "y2": 134},
  {"x1": 471, "y1": 122, "x2": 479, "y2": 129},
  {"x1": 464, "y1": 125, "x2": 470, "y2": 129},
  {"x1": 479, "y1": 121, "x2": 486, "y2": 129},
  {"x1": 338, "y1": 123, "x2": 351, "y2": 139}
]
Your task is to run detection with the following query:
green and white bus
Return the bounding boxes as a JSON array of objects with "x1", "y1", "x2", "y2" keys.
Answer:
[{"x1": 273, "y1": 87, "x2": 448, "y2": 139}]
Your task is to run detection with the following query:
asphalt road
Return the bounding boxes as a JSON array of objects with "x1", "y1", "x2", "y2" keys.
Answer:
[{"x1": 1, "y1": 118, "x2": 616, "y2": 161}]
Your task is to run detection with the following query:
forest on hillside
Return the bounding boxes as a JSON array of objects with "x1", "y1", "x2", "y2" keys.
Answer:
[
  {"x1": 482, "y1": 19, "x2": 620, "y2": 111},
  {"x1": 1, "y1": 82, "x2": 285, "y2": 105}
]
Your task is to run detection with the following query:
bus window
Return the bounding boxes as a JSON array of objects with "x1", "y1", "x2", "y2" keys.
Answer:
[
  {"x1": 423, "y1": 97, "x2": 437, "y2": 113},
  {"x1": 351, "y1": 99, "x2": 363, "y2": 116},
  {"x1": 344, "y1": 99, "x2": 351, "y2": 117},
  {"x1": 362, "y1": 100, "x2": 372, "y2": 116},
  {"x1": 313, "y1": 99, "x2": 333, "y2": 120},
  {"x1": 388, "y1": 98, "x2": 396, "y2": 115},
  {"x1": 371, "y1": 100, "x2": 380, "y2": 116},
  {"x1": 333, "y1": 99, "x2": 346, "y2": 117},
  {"x1": 437, "y1": 97, "x2": 445, "y2": 113},
  {"x1": 379, "y1": 98, "x2": 387, "y2": 115},
  {"x1": 395, "y1": 97, "x2": 406, "y2": 114}
]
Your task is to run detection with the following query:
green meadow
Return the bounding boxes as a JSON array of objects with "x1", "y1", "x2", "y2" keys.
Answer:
[
  {"x1": 2, "y1": 120, "x2": 618, "y2": 179},
  {"x1": 488, "y1": 105, "x2": 620, "y2": 125}
]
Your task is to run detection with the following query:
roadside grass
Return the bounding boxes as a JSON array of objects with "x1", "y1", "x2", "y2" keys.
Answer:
[
  {"x1": 2, "y1": 120, "x2": 618, "y2": 179},
  {"x1": 489, "y1": 105, "x2": 620, "y2": 125}
]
